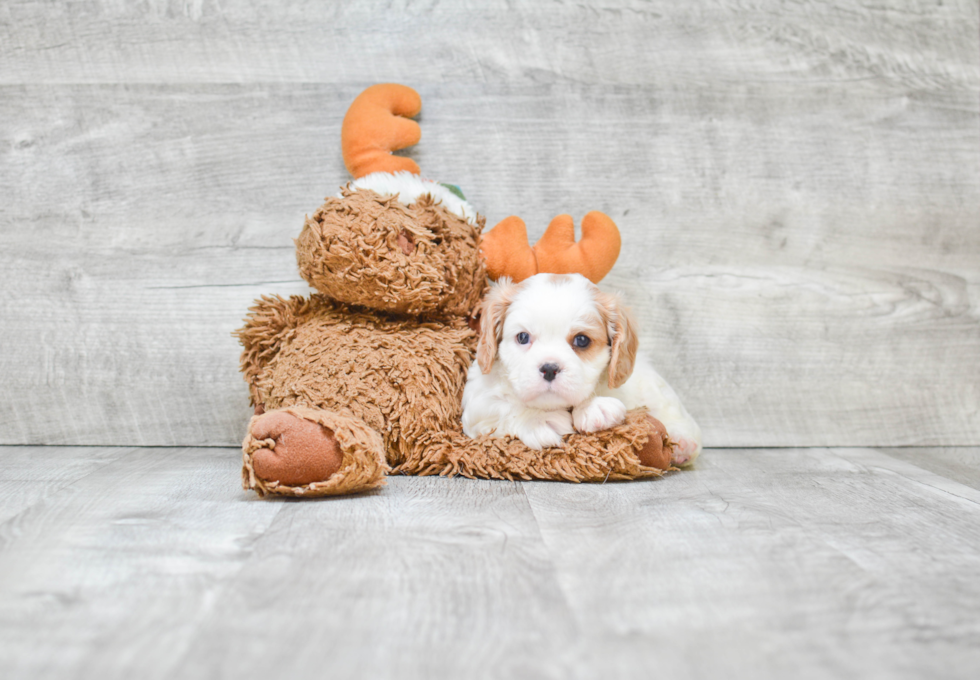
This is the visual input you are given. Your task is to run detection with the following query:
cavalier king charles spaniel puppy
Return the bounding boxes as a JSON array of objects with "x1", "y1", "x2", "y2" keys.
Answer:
[{"x1": 461, "y1": 273, "x2": 701, "y2": 466}]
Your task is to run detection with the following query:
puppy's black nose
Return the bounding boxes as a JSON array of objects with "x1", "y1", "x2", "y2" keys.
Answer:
[{"x1": 539, "y1": 363, "x2": 560, "y2": 382}]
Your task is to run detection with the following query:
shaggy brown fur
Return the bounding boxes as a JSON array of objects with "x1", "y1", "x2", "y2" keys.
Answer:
[
  {"x1": 237, "y1": 189, "x2": 673, "y2": 497},
  {"x1": 297, "y1": 189, "x2": 486, "y2": 317}
]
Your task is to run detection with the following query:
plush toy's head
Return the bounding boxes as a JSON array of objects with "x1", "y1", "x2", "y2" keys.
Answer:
[
  {"x1": 295, "y1": 84, "x2": 488, "y2": 317},
  {"x1": 296, "y1": 185, "x2": 487, "y2": 317},
  {"x1": 297, "y1": 83, "x2": 624, "y2": 317}
]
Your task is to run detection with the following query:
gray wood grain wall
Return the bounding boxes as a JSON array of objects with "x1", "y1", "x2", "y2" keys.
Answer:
[{"x1": 1, "y1": 0, "x2": 978, "y2": 447}]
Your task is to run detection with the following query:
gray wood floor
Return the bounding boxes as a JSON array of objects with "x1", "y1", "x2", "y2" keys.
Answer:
[{"x1": 1, "y1": 444, "x2": 978, "y2": 680}]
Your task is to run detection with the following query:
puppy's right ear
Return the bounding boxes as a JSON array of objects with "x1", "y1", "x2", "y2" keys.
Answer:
[{"x1": 477, "y1": 277, "x2": 517, "y2": 374}]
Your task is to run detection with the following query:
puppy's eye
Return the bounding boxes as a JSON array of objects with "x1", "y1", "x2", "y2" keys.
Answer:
[
  {"x1": 572, "y1": 334, "x2": 591, "y2": 349},
  {"x1": 516, "y1": 332, "x2": 530, "y2": 345}
]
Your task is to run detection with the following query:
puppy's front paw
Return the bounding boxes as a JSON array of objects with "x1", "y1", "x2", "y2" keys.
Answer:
[
  {"x1": 519, "y1": 426, "x2": 564, "y2": 450},
  {"x1": 518, "y1": 410, "x2": 573, "y2": 449},
  {"x1": 573, "y1": 397, "x2": 627, "y2": 434}
]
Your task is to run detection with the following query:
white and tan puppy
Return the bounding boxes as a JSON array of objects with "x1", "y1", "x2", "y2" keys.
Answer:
[{"x1": 461, "y1": 273, "x2": 702, "y2": 466}]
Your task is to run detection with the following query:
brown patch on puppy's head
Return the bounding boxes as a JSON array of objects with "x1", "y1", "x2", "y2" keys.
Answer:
[
  {"x1": 477, "y1": 277, "x2": 522, "y2": 374},
  {"x1": 565, "y1": 277, "x2": 610, "y2": 364},
  {"x1": 594, "y1": 290, "x2": 638, "y2": 388},
  {"x1": 566, "y1": 315, "x2": 609, "y2": 365}
]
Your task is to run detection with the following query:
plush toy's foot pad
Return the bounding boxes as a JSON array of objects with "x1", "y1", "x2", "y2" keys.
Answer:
[
  {"x1": 242, "y1": 406, "x2": 390, "y2": 497},
  {"x1": 636, "y1": 416, "x2": 673, "y2": 470},
  {"x1": 250, "y1": 411, "x2": 343, "y2": 486}
]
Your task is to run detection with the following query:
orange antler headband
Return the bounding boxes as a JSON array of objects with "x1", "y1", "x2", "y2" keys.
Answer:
[{"x1": 481, "y1": 211, "x2": 622, "y2": 284}]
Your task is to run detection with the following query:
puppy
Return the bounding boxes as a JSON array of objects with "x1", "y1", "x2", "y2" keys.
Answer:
[{"x1": 461, "y1": 273, "x2": 702, "y2": 466}]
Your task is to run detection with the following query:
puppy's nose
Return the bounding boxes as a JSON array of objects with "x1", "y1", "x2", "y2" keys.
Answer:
[{"x1": 539, "y1": 363, "x2": 561, "y2": 382}]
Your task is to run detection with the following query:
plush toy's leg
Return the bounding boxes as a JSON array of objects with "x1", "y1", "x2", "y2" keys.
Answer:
[
  {"x1": 398, "y1": 409, "x2": 674, "y2": 483},
  {"x1": 636, "y1": 416, "x2": 674, "y2": 470},
  {"x1": 241, "y1": 405, "x2": 389, "y2": 497},
  {"x1": 651, "y1": 413, "x2": 701, "y2": 467}
]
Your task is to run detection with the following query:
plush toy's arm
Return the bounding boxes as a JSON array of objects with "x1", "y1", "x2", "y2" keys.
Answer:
[
  {"x1": 235, "y1": 295, "x2": 320, "y2": 407},
  {"x1": 397, "y1": 410, "x2": 673, "y2": 482}
]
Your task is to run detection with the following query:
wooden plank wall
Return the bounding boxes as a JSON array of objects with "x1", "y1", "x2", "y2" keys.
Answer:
[{"x1": 1, "y1": 0, "x2": 978, "y2": 447}]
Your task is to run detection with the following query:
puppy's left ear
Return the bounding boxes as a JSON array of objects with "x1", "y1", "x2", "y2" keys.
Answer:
[
  {"x1": 599, "y1": 293, "x2": 639, "y2": 388},
  {"x1": 477, "y1": 277, "x2": 517, "y2": 374}
]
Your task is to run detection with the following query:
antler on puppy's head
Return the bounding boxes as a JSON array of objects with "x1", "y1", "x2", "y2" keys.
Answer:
[
  {"x1": 594, "y1": 290, "x2": 639, "y2": 389},
  {"x1": 480, "y1": 211, "x2": 622, "y2": 284}
]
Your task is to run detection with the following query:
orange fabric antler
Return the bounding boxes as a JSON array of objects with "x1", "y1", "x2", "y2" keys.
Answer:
[
  {"x1": 535, "y1": 211, "x2": 622, "y2": 283},
  {"x1": 341, "y1": 84, "x2": 423, "y2": 178},
  {"x1": 481, "y1": 211, "x2": 622, "y2": 284},
  {"x1": 480, "y1": 216, "x2": 538, "y2": 283}
]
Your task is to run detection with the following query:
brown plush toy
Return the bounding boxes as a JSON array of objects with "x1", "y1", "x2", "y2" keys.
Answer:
[{"x1": 236, "y1": 84, "x2": 674, "y2": 497}]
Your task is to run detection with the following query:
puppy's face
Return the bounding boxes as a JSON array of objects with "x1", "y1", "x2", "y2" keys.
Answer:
[{"x1": 477, "y1": 273, "x2": 638, "y2": 410}]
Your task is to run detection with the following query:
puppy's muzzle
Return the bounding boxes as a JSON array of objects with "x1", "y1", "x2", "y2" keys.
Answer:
[{"x1": 539, "y1": 363, "x2": 561, "y2": 382}]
